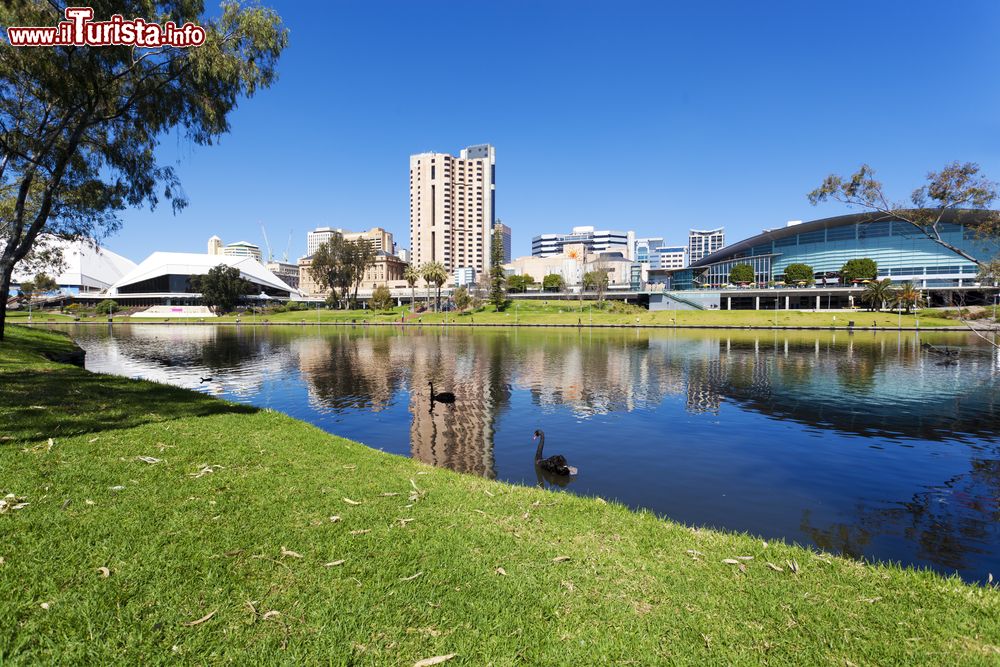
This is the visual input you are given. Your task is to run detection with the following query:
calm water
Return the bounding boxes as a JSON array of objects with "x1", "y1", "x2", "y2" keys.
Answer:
[{"x1": 55, "y1": 324, "x2": 1000, "y2": 582}]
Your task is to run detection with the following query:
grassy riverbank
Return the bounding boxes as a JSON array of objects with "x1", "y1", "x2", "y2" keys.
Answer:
[
  {"x1": 1, "y1": 325, "x2": 998, "y2": 664},
  {"x1": 8, "y1": 301, "x2": 971, "y2": 328}
]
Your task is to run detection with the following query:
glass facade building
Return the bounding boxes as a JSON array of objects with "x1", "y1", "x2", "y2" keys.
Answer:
[{"x1": 684, "y1": 212, "x2": 999, "y2": 289}]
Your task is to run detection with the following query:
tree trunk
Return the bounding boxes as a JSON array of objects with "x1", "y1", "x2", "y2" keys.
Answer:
[
  {"x1": 436, "y1": 284, "x2": 441, "y2": 312},
  {"x1": 0, "y1": 260, "x2": 13, "y2": 341}
]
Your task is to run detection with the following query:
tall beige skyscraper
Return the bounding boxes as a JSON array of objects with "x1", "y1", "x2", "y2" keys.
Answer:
[{"x1": 409, "y1": 144, "x2": 495, "y2": 275}]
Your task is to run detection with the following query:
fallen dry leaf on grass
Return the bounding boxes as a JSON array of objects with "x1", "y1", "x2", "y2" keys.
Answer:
[
  {"x1": 379, "y1": 492, "x2": 399, "y2": 497},
  {"x1": 342, "y1": 465, "x2": 357, "y2": 470},
  {"x1": 722, "y1": 559, "x2": 740, "y2": 565},
  {"x1": 136, "y1": 456, "x2": 162, "y2": 464},
  {"x1": 0, "y1": 494, "x2": 29, "y2": 513},
  {"x1": 343, "y1": 497, "x2": 362, "y2": 506},
  {"x1": 262, "y1": 610, "x2": 281, "y2": 620},
  {"x1": 413, "y1": 655, "x2": 455, "y2": 667},
  {"x1": 280, "y1": 547, "x2": 303, "y2": 559},
  {"x1": 400, "y1": 571, "x2": 423, "y2": 581},
  {"x1": 85, "y1": 499, "x2": 95, "y2": 506},
  {"x1": 182, "y1": 611, "x2": 216, "y2": 626},
  {"x1": 595, "y1": 497, "x2": 607, "y2": 504},
  {"x1": 735, "y1": 556, "x2": 754, "y2": 561},
  {"x1": 324, "y1": 560, "x2": 346, "y2": 567},
  {"x1": 766, "y1": 562, "x2": 784, "y2": 572},
  {"x1": 40, "y1": 602, "x2": 51, "y2": 610},
  {"x1": 787, "y1": 560, "x2": 800, "y2": 574},
  {"x1": 350, "y1": 529, "x2": 371, "y2": 535},
  {"x1": 96, "y1": 567, "x2": 110, "y2": 578},
  {"x1": 329, "y1": 515, "x2": 341, "y2": 523},
  {"x1": 398, "y1": 518, "x2": 414, "y2": 526},
  {"x1": 109, "y1": 486, "x2": 125, "y2": 492},
  {"x1": 189, "y1": 465, "x2": 223, "y2": 479},
  {"x1": 552, "y1": 556, "x2": 571, "y2": 563},
  {"x1": 495, "y1": 567, "x2": 507, "y2": 576},
  {"x1": 686, "y1": 549, "x2": 703, "y2": 557}
]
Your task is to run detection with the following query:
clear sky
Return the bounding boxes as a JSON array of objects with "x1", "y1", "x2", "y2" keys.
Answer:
[{"x1": 108, "y1": 0, "x2": 1000, "y2": 263}]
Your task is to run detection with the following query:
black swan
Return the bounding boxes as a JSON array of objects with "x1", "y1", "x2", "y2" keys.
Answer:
[
  {"x1": 533, "y1": 430, "x2": 577, "y2": 476},
  {"x1": 429, "y1": 382, "x2": 455, "y2": 404},
  {"x1": 199, "y1": 377, "x2": 213, "y2": 383}
]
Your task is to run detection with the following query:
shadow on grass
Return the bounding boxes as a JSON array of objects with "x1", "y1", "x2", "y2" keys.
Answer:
[{"x1": 0, "y1": 366, "x2": 257, "y2": 442}]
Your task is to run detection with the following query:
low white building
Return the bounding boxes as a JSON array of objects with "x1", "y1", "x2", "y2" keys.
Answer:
[
  {"x1": 11, "y1": 236, "x2": 136, "y2": 295},
  {"x1": 109, "y1": 252, "x2": 299, "y2": 305}
]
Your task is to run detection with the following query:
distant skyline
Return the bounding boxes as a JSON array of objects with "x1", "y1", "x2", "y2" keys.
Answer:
[{"x1": 103, "y1": 0, "x2": 1000, "y2": 264}]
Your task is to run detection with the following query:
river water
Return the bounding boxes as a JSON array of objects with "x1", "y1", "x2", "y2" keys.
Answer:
[{"x1": 55, "y1": 324, "x2": 1000, "y2": 582}]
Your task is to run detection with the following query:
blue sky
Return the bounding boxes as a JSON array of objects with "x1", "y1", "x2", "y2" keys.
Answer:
[{"x1": 109, "y1": 0, "x2": 1000, "y2": 263}]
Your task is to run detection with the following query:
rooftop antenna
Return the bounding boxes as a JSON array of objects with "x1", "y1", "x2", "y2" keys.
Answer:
[{"x1": 260, "y1": 222, "x2": 273, "y2": 262}]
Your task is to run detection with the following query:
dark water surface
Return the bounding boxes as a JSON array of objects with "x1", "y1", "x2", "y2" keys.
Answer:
[{"x1": 56, "y1": 324, "x2": 1000, "y2": 582}]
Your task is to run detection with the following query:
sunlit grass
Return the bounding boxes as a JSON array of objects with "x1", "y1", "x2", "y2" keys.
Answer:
[{"x1": 1, "y1": 325, "x2": 997, "y2": 664}]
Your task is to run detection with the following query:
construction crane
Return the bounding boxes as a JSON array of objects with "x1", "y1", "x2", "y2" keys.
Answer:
[
  {"x1": 260, "y1": 223, "x2": 273, "y2": 262},
  {"x1": 283, "y1": 230, "x2": 293, "y2": 262}
]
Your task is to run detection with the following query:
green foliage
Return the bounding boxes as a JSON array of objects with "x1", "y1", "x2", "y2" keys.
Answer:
[
  {"x1": 370, "y1": 284, "x2": 393, "y2": 312},
  {"x1": 17, "y1": 271, "x2": 59, "y2": 299},
  {"x1": 453, "y1": 285, "x2": 472, "y2": 311},
  {"x1": 192, "y1": 265, "x2": 252, "y2": 313},
  {"x1": 892, "y1": 282, "x2": 924, "y2": 314},
  {"x1": 94, "y1": 299, "x2": 118, "y2": 315},
  {"x1": 63, "y1": 303, "x2": 81, "y2": 313},
  {"x1": 840, "y1": 258, "x2": 878, "y2": 283},
  {"x1": 728, "y1": 263, "x2": 755, "y2": 284},
  {"x1": 0, "y1": 1, "x2": 288, "y2": 338},
  {"x1": 507, "y1": 274, "x2": 534, "y2": 293},
  {"x1": 583, "y1": 269, "x2": 609, "y2": 293},
  {"x1": 783, "y1": 263, "x2": 814, "y2": 285},
  {"x1": 860, "y1": 278, "x2": 895, "y2": 312},
  {"x1": 309, "y1": 237, "x2": 377, "y2": 309},
  {"x1": 420, "y1": 262, "x2": 449, "y2": 311},
  {"x1": 489, "y1": 226, "x2": 508, "y2": 310},
  {"x1": 542, "y1": 273, "x2": 566, "y2": 292}
]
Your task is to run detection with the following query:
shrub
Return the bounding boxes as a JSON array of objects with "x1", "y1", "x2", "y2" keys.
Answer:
[
  {"x1": 370, "y1": 284, "x2": 394, "y2": 311},
  {"x1": 95, "y1": 299, "x2": 118, "y2": 315},
  {"x1": 285, "y1": 300, "x2": 306, "y2": 311},
  {"x1": 453, "y1": 285, "x2": 472, "y2": 311}
]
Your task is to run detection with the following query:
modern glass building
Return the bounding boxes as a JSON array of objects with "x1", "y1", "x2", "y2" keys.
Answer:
[
  {"x1": 681, "y1": 211, "x2": 999, "y2": 289},
  {"x1": 532, "y1": 226, "x2": 634, "y2": 258}
]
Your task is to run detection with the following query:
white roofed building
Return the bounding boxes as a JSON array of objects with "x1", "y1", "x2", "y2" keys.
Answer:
[
  {"x1": 11, "y1": 236, "x2": 137, "y2": 295},
  {"x1": 108, "y1": 252, "x2": 299, "y2": 306}
]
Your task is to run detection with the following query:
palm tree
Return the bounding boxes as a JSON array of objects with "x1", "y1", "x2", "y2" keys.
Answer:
[
  {"x1": 892, "y1": 281, "x2": 923, "y2": 314},
  {"x1": 861, "y1": 278, "x2": 895, "y2": 312},
  {"x1": 421, "y1": 262, "x2": 449, "y2": 311},
  {"x1": 403, "y1": 265, "x2": 419, "y2": 313}
]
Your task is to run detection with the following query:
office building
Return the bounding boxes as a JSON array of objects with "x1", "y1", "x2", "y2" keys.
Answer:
[
  {"x1": 306, "y1": 226, "x2": 394, "y2": 256},
  {"x1": 221, "y1": 240, "x2": 263, "y2": 262},
  {"x1": 493, "y1": 220, "x2": 512, "y2": 263},
  {"x1": 532, "y1": 226, "x2": 634, "y2": 259},
  {"x1": 409, "y1": 144, "x2": 496, "y2": 275},
  {"x1": 653, "y1": 245, "x2": 687, "y2": 269},
  {"x1": 688, "y1": 228, "x2": 725, "y2": 264},
  {"x1": 298, "y1": 251, "x2": 407, "y2": 296},
  {"x1": 265, "y1": 260, "x2": 300, "y2": 289}
]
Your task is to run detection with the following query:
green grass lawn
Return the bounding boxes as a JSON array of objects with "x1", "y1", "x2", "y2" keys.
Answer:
[
  {"x1": 97, "y1": 301, "x2": 967, "y2": 328},
  {"x1": 1, "y1": 324, "x2": 997, "y2": 664},
  {"x1": 9, "y1": 300, "x2": 974, "y2": 328}
]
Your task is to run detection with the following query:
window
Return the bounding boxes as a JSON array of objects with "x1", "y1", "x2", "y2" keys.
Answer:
[
  {"x1": 826, "y1": 225, "x2": 856, "y2": 241},
  {"x1": 858, "y1": 222, "x2": 891, "y2": 238},
  {"x1": 798, "y1": 230, "x2": 825, "y2": 245}
]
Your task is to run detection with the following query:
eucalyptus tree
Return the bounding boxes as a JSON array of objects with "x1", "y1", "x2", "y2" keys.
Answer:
[
  {"x1": 0, "y1": 1, "x2": 288, "y2": 338},
  {"x1": 808, "y1": 162, "x2": 1000, "y2": 268}
]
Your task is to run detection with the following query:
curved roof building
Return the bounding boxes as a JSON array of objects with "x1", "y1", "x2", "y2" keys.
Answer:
[
  {"x1": 110, "y1": 252, "x2": 298, "y2": 300},
  {"x1": 12, "y1": 236, "x2": 137, "y2": 294},
  {"x1": 679, "y1": 210, "x2": 999, "y2": 289}
]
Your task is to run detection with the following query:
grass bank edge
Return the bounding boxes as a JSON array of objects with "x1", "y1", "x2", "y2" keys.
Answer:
[{"x1": 1, "y1": 324, "x2": 998, "y2": 664}]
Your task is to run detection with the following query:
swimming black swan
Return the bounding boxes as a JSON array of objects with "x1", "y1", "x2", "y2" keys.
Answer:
[
  {"x1": 199, "y1": 377, "x2": 213, "y2": 383},
  {"x1": 429, "y1": 382, "x2": 455, "y2": 404},
  {"x1": 533, "y1": 430, "x2": 577, "y2": 476}
]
